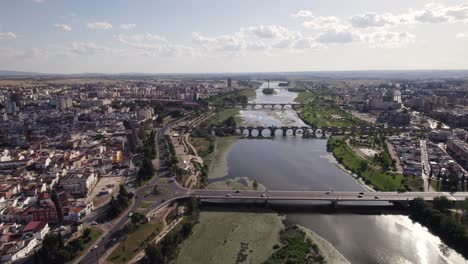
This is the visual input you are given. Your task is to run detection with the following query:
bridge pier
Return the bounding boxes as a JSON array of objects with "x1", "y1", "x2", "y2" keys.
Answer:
[
  {"x1": 331, "y1": 200, "x2": 339, "y2": 208},
  {"x1": 269, "y1": 127, "x2": 276, "y2": 137},
  {"x1": 247, "y1": 128, "x2": 253, "y2": 137},
  {"x1": 292, "y1": 127, "x2": 297, "y2": 136},
  {"x1": 258, "y1": 127, "x2": 264, "y2": 138},
  {"x1": 281, "y1": 127, "x2": 288, "y2": 136}
]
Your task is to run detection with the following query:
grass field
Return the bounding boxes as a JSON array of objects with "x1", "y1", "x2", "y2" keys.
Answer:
[
  {"x1": 329, "y1": 137, "x2": 404, "y2": 191},
  {"x1": 294, "y1": 91, "x2": 316, "y2": 103},
  {"x1": 140, "y1": 202, "x2": 151, "y2": 209},
  {"x1": 107, "y1": 222, "x2": 163, "y2": 264},
  {"x1": 175, "y1": 210, "x2": 283, "y2": 264},
  {"x1": 239, "y1": 89, "x2": 256, "y2": 100},
  {"x1": 211, "y1": 108, "x2": 241, "y2": 126},
  {"x1": 299, "y1": 105, "x2": 367, "y2": 127},
  {"x1": 189, "y1": 136, "x2": 213, "y2": 158}
]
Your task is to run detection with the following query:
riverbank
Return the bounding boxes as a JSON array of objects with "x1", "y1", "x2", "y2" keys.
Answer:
[
  {"x1": 206, "y1": 136, "x2": 239, "y2": 179},
  {"x1": 175, "y1": 209, "x2": 283, "y2": 264},
  {"x1": 327, "y1": 136, "x2": 404, "y2": 191}
]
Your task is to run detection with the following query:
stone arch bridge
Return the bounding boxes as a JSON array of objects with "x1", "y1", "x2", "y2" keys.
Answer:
[
  {"x1": 225, "y1": 103, "x2": 329, "y2": 110},
  {"x1": 206, "y1": 125, "x2": 430, "y2": 138}
]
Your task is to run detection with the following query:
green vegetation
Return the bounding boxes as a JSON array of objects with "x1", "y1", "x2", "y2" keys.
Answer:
[
  {"x1": 264, "y1": 225, "x2": 325, "y2": 264},
  {"x1": 203, "y1": 108, "x2": 241, "y2": 127},
  {"x1": 34, "y1": 228, "x2": 102, "y2": 264},
  {"x1": 175, "y1": 208, "x2": 283, "y2": 264},
  {"x1": 327, "y1": 137, "x2": 404, "y2": 191},
  {"x1": 408, "y1": 197, "x2": 468, "y2": 259},
  {"x1": 100, "y1": 185, "x2": 133, "y2": 221},
  {"x1": 299, "y1": 104, "x2": 367, "y2": 127},
  {"x1": 208, "y1": 176, "x2": 266, "y2": 190},
  {"x1": 287, "y1": 87, "x2": 308, "y2": 93},
  {"x1": 136, "y1": 157, "x2": 155, "y2": 186},
  {"x1": 239, "y1": 89, "x2": 256, "y2": 100},
  {"x1": 294, "y1": 91, "x2": 316, "y2": 103},
  {"x1": 189, "y1": 135, "x2": 214, "y2": 158},
  {"x1": 208, "y1": 89, "x2": 251, "y2": 106},
  {"x1": 142, "y1": 197, "x2": 200, "y2": 264},
  {"x1": 349, "y1": 135, "x2": 395, "y2": 171},
  {"x1": 108, "y1": 221, "x2": 163, "y2": 264},
  {"x1": 140, "y1": 201, "x2": 152, "y2": 209},
  {"x1": 139, "y1": 130, "x2": 157, "y2": 159}
]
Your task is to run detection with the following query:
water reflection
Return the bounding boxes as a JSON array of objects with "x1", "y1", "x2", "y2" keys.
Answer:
[{"x1": 209, "y1": 82, "x2": 466, "y2": 264}]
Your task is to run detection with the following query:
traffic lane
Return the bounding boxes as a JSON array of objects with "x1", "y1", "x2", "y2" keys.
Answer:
[{"x1": 191, "y1": 190, "x2": 467, "y2": 201}]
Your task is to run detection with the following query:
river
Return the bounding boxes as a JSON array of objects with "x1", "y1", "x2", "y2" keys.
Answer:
[{"x1": 207, "y1": 81, "x2": 467, "y2": 264}]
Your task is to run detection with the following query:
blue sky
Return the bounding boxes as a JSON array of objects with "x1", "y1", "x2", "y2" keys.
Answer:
[{"x1": 0, "y1": 0, "x2": 467, "y2": 73}]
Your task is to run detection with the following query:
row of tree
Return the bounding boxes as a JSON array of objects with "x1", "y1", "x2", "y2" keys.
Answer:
[
  {"x1": 142, "y1": 197, "x2": 200, "y2": 263},
  {"x1": 408, "y1": 197, "x2": 468, "y2": 258},
  {"x1": 140, "y1": 130, "x2": 157, "y2": 160},
  {"x1": 430, "y1": 164, "x2": 467, "y2": 192},
  {"x1": 101, "y1": 185, "x2": 133, "y2": 221},
  {"x1": 34, "y1": 228, "x2": 94, "y2": 264}
]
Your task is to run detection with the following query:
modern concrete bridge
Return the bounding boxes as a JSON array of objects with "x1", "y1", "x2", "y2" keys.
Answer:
[
  {"x1": 162, "y1": 180, "x2": 468, "y2": 207},
  {"x1": 206, "y1": 125, "x2": 430, "y2": 138}
]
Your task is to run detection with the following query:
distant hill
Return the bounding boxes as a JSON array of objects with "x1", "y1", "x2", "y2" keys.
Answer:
[
  {"x1": 0, "y1": 70, "x2": 44, "y2": 77},
  {"x1": 1, "y1": 69, "x2": 468, "y2": 79}
]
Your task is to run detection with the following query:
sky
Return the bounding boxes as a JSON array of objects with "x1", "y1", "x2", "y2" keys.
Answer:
[{"x1": 0, "y1": 0, "x2": 468, "y2": 73}]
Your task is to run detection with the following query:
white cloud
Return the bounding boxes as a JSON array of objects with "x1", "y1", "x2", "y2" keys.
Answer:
[
  {"x1": 413, "y1": 9, "x2": 449, "y2": 23},
  {"x1": 291, "y1": 10, "x2": 314, "y2": 18},
  {"x1": 0, "y1": 32, "x2": 17, "y2": 40},
  {"x1": 316, "y1": 30, "x2": 355, "y2": 44},
  {"x1": 191, "y1": 25, "x2": 306, "y2": 53},
  {"x1": 241, "y1": 25, "x2": 291, "y2": 39},
  {"x1": 359, "y1": 30, "x2": 415, "y2": 48},
  {"x1": 33, "y1": 0, "x2": 44, "y2": 3},
  {"x1": 53, "y1": 24, "x2": 72, "y2": 32},
  {"x1": 120, "y1": 24, "x2": 136, "y2": 30},
  {"x1": 292, "y1": 38, "x2": 320, "y2": 49},
  {"x1": 87, "y1": 22, "x2": 113, "y2": 30},
  {"x1": 117, "y1": 33, "x2": 193, "y2": 57},
  {"x1": 347, "y1": 3, "x2": 468, "y2": 29},
  {"x1": 302, "y1": 16, "x2": 345, "y2": 31},
  {"x1": 69, "y1": 42, "x2": 113, "y2": 55}
]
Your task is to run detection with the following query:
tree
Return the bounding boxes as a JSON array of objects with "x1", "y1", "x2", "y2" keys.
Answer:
[
  {"x1": 358, "y1": 160, "x2": 368, "y2": 172},
  {"x1": 156, "y1": 115, "x2": 164, "y2": 124},
  {"x1": 187, "y1": 195, "x2": 200, "y2": 220},
  {"x1": 143, "y1": 243, "x2": 163, "y2": 264},
  {"x1": 131, "y1": 212, "x2": 148, "y2": 225},
  {"x1": 253, "y1": 179, "x2": 259, "y2": 190},
  {"x1": 224, "y1": 116, "x2": 237, "y2": 127},
  {"x1": 463, "y1": 198, "x2": 468, "y2": 216},
  {"x1": 433, "y1": 196, "x2": 452, "y2": 212},
  {"x1": 83, "y1": 228, "x2": 91, "y2": 238}
]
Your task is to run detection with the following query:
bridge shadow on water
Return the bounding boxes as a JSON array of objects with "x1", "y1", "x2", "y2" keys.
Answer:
[{"x1": 199, "y1": 201, "x2": 409, "y2": 215}]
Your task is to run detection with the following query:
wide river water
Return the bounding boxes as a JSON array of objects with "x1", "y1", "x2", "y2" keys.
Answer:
[{"x1": 208, "y1": 82, "x2": 467, "y2": 264}]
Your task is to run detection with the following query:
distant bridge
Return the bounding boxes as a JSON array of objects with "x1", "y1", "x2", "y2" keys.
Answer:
[
  {"x1": 224, "y1": 103, "x2": 327, "y2": 110},
  {"x1": 205, "y1": 125, "x2": 430, "y2": 138}
]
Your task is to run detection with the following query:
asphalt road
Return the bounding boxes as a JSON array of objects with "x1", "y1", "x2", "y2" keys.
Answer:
[{"x1": 78, "y1": 118, "x2": 187, "y2": 264}]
